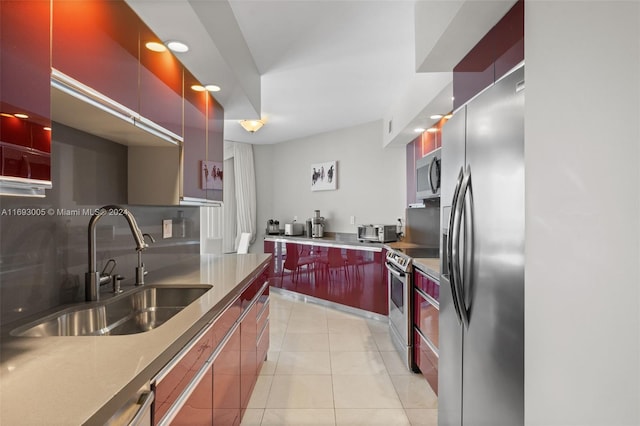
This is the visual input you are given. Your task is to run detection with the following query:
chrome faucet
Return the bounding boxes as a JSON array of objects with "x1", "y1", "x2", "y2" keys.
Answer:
[{"x1": 85, "y1": 205, "x2": 148, "y2": 301}]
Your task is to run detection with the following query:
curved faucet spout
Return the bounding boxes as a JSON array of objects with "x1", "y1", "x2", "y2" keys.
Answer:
[{"x1": 86, "y1": 205, "x2": 148, "y2": 301}]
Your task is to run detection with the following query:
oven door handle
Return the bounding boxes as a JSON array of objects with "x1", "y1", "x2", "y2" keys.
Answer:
[{"x1": 385, "y1": 262, "x2": 405, "y2": 278}]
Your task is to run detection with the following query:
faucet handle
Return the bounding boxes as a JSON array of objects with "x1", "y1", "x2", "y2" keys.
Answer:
[
  {"x1": 102, "y1": 259, "x2": 117, "y2": 276},
  {"x1": 143, "y1": 233, "x2": 155, "y2": 244}
]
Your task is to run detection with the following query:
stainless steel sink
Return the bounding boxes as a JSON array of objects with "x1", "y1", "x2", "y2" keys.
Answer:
[{"x1": 11, "y1": 285, "x2": 212, "y2": 337}]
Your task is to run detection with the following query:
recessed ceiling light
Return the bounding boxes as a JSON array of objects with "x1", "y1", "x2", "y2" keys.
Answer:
[
  {"x1": 191, "y1": 84, "x2": 206, "y2": 92},
  {"x1": 0, "y1": 112, "x2": 14, "y2": 118},
  {"x1": 426, "y1": 127, "x2": 439, "y2": 133},
  {"x1": 430, "y1": 114, "x2": 443, "y2": 120},
  {"x1": 205, "y1": 84, "x2": 221, "y2": 92},
  {"x1": 145, "y1": 41, "x2": 167, "y2": 52},
  {"x1": 444, "y1": 114, "x2": 453, "y2": 119},
  {"x1": 14, "y1": 113, "x2": 29, "y2": 119},
  {"x1": 166, "y1": 41, "x2": 189, "y2": 53},
  {"x1": 414, "y1": 128, "x2": 426, "y2": 133},
  {"x1": 43, "y1": 126, "x2": 51, "y2": 131}
]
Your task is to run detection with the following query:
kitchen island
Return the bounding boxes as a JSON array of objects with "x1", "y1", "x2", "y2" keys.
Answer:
[
  {"x1": 0, "y1": 253, "x2": 270, "y2": 425},
  {"x1": 264, "y1": 234, "x2": 390, "y2": 316}
]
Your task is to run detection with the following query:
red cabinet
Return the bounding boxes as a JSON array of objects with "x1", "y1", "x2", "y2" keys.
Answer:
[
  {"x1": 412, "y1": 268, "x2": 440, "y2": 394},
  {"x1": 52, "y1": 0, "x2": 139, "y2": 112},
  {"x1": 452, "y1": 0, "x2": 523, "y2": 109},
  {"x1": 206, "y1": 94, "x2": 224, "y2": 202},
  {"x1": 240, "y1": 303, "x2": 258, "y2": 415},
  {"x1": 183, "y1": 70, "x2": 209, "y2": 201},
  {"x1": 139, "y1": 25, "x2": 183, "y2": 138},
  {"x1": 265, "y1": 241, "x2": 388, "y2": 315},
  {"x1": 1, "y1": 0, "x2": 51, "y2": 184},
  {"x1": 171, "y1": 365, "x2": 213, "y2": 426},
  {"x1": 153, "y1": 263, "x2": 269, "y2": 425},
  {"x1": 213, "y1": 326, "x2": 241, "y2": 426},
  {"x1": 154, "y1": 324, "x2": 215, "y2": 423}
]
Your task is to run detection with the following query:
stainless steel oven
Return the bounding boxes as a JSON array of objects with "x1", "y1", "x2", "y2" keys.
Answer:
[{"x1": 386, "y1": 249, "x2": 413, "y2": 370}]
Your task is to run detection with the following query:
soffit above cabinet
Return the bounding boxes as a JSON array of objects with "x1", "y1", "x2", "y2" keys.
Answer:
[{"x1": 51, "y1": 69, "x2": 182, "y2": 147}]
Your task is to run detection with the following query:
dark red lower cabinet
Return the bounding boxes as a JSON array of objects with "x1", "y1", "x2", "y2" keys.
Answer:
[
  {"x1": 171, "y1": 365, "x2": 213, "y2": 426},
  {"x1": 213, "y1": 326, "x2": 241, "y2": 426},
  {"x1": 414, "y1": 329, "x2": 438, "y2": 395},
  {"x1": 264, "y1": 241, "x2": 388, "y2": 315},
  {"x1": 240, "y1": 303, "x2": 258, "y2": 416}
]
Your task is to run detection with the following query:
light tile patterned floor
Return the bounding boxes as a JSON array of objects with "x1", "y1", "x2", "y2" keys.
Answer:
[{"x1": 241, "y1": 292, "x2": 438, "y2": 426}]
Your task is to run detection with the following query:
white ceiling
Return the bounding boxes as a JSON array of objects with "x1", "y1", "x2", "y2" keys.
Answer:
[{"x1": 127, "y1": 0, "x2": 516, "y2": 145}]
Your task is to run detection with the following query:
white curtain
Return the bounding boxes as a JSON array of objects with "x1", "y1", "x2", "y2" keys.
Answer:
[{"x1": 225, "y1": 141, "x2": 257, "y2": 251}]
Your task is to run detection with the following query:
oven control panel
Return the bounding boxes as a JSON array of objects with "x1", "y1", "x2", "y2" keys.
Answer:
[{"x1": 386, "y1": 250, "x2": 412, "y2": 272}]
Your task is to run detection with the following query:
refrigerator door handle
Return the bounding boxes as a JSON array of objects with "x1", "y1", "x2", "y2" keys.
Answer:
[
  {"x1": 460, "y1": 166, "x2": 474, "y2": 328},
  {"x1": 447, "y1": 167, "x2": 465, "y2": 324},
  {"x1": 452, "y1": 167, "x2": 471, "y2": 328}
]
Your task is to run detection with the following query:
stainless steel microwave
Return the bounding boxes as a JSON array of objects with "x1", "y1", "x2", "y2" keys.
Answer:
[{"x1": 416, "y1": 147, "x2": 441, "y2": 200}]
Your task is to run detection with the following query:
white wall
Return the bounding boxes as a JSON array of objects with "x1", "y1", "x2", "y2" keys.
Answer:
[
  {"x1": 252, "y1": 120, "x2": 406, "y2": 251},
  {"x1": 525, "y1": 2, "x2": 639, "y2": 425}
]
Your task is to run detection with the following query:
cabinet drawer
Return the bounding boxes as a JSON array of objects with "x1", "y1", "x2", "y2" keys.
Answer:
[
  {"x1": 257, "y1": 299, "x2": 269, "y2": 336},
  {"x1": 413, "y1": 288, "x2": 439, "y2": 348},
  {"x1": 414, "y1": 329, "x2": 438, "y2": 395},
  {"x1": 256, "y1": 319, "x2": 269, "y2": 373},
  {"x1": 154, "y1": 326, "x2": 214, "y2": 423},
  {"x1": 414, "y1": 269, "x2": 440, "y2": 302},
  {"x1": 169, "y1": 364, "x2": 213, "y2": 426}
]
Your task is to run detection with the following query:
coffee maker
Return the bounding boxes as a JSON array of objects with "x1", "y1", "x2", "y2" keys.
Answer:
[{"x1": 311, "y1": 210, "x2": 325, "y2": 238}]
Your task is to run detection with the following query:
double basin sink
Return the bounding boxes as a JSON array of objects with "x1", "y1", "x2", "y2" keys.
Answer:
[{"x1": 11, "y1": 285, "x2": 212, "y2": 337}]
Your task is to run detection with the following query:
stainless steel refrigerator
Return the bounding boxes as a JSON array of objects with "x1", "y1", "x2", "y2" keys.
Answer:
[{"x1": 439, "y1": 65, "x2": 524, "y2": 426}]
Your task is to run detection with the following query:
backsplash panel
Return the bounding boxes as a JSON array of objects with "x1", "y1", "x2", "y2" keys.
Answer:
[{"x1": 0, "y1": 123, "x2": 200, "y2": 325}]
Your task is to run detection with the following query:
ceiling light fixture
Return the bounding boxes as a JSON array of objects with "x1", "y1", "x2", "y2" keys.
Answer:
[
  {"x1": 145, "y1": 41, "x2": 167, "y2": 52},
  {"x1": 14, "y1": 113, "x2": 29, "y2": 119},
  {"x1": 205, "y1": 84, "x2": 221, "y2": 92},
  {"x1": 430, "y1": 114, "x2": 443, "y2": 120},
  {"x1": 239, "y1": 119, "x2": 265, "y2": 133},
  {"x1": 43, "y1": 126, "x2": 51, "y2": 131},
  {"x1": 426, "y1": 127, "x2": 439, "y2": 133},
  {"x1": 166, "y1": 40, "x2": 189, "y2": 53},
  {"x1": 191, "y1": 84, "x2": 206, "y2": 92},
  {"x1": 444, "y1": 114, "x2": 453, "y2": 119},
  {"x1": 414, "y1": 128, "x2": 426, "y2": 133}
]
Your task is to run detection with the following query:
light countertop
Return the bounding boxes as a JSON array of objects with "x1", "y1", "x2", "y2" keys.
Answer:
[
  {"x1": 413, "y1": 257, "x2": 441, "y2": 280},
  {"x1": 0, "y1": 253, "x2": 271, "y2": 426}
]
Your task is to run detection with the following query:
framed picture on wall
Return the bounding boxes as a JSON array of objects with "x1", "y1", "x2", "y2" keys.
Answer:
[
  {"x1": 311, "y1": 161, "x2": 337, "y2": 191},
  {"x1": 201, "y1": 160, "x2": 223, "y2": 190}
]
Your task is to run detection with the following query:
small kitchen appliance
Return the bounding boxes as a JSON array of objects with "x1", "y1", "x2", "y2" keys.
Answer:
[
  {"x1": 311, "y1": 210, "x2": 325, "y2": 238},
  {"x1": 357, "y1": 224, "x2": 398, "y2": 243},
  {"x1": 266, "y1": 219, "x2": 280, "y2": 235},
  {"x1": 284, "y1": 222, "x2": 304, "y2": 236}
]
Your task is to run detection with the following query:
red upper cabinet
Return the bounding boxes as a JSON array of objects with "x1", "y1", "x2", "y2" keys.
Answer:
[
  {"x1": 52, "y1": 0, "x2": 139, "y2": 112},
  {"x1": 453, "y1": 0, "x2": 523, "y2": 109},
  {"x1": 1, "y1": 0, "x2": 52, "y2": 185},
  {"x1": 206, "y1": 93, "x2": 224, "y2": 202},
  {"x1": 139, "y1": 27, "x2": 183, "y2": 138},
  {"x1": 183, "y1": 71, "x2": 208, "y2": 201}
]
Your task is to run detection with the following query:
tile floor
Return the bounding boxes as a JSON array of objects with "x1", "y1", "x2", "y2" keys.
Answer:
[{"x1": 241, "y1": 292, "x2": 438, "y2": 426}]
